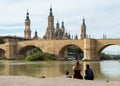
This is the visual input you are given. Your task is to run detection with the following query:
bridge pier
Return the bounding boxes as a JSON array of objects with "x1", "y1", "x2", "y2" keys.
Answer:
[
  {"x1": 5, "y1": 41, "x2": 17, "y2": 60},
  {"x1": 83, "y1": 39, "x2": 100, "y2": 61}
]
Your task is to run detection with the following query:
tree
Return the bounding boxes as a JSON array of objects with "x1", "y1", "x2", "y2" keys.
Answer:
[
  {"x1": 67, "y1": 46, "x2": 83, "y2": 59},
  {"x1": 0, "y1": 37, "x2": 5, "y2": 44},
  {"x1": 25, "y1": 48, "x2": 55, "y2": 61}
]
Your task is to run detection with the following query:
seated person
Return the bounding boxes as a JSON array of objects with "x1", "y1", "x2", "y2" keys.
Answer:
[
  {"x1": 72, "y1": 61, "x2": 83, "y2": 79},
  {"x1": 65, "y1": 71, "x2": 71, "y2": 78},
  {"x1": 84, "y1": 64, "x2": 94, "y2": 80}
]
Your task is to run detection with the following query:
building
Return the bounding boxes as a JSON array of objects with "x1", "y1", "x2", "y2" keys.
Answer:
[
  {"x1": 24, "y1": 11, "x2": 31, "y2": 39},
  {"x1": 80, "y1": 18, "x2": 86, "y2": 39},
  {"x1": 43, "y1": 7, "x2": 70, "y2": 40},
  {"x1": 23, "y1": 7, "x2": 86, "y2": 40},
  {"x1": 6, "y1": 7, "x2": 85, "y2": 40},
  {"x1": 33, "y1": 30, "x2": 39, "y2": 39}
]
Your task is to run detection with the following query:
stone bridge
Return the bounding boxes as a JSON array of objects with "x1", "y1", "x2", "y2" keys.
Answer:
[{"x1": 0, "y1": 38, "x2": 120, "y2": 60}]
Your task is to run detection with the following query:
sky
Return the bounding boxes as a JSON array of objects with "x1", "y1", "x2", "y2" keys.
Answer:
[{"x1": 0, "y1": 0, "x2": 120, "y2": 54}]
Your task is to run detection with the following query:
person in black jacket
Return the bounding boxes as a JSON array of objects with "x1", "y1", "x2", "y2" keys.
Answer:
[{"x1": 84, "y1": 64, "x2": 94, "y2": 80}]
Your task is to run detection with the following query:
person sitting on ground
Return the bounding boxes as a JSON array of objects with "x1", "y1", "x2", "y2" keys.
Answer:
[
  {"x1": 84, "y1": 64, "x2": 94, "y2": 80},
  {"x1": 65, "y1": 71, "x2": 71, "y2": 78},
  {"x1": 72, "y1": 61, "x2": 83, "y2": 79}
]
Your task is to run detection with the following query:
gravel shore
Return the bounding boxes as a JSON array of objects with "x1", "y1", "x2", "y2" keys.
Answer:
[{"x1": 0, "y1": 76, "x2": 120, "y2": 86}]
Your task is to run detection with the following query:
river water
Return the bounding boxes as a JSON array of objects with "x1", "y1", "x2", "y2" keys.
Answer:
[{"x1": 0, "y1": 60, "x2": 120, "y2": 81}]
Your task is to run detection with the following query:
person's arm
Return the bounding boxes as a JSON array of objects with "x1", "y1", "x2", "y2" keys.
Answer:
[{"x1": 72, "y1": 66, "x2": 75, "y2": 70}]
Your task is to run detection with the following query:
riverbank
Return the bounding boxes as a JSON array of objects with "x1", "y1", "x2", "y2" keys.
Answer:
[{"x1": 0, "y1": 76, "x2": 120, "y2": 86}]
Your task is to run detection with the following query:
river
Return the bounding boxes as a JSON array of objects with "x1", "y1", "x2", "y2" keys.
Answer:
[{"x1": 0, "y1": 60, "x2": 120, "y2": 81}]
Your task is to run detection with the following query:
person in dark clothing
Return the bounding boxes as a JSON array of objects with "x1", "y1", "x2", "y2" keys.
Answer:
[
  {"x1": 84, "y1": 64, "x2": 94, "y2": 80},
  {"x1": 65, "y1": 71, "x2": 71, "y2": 78},
  {"x1": 72, "y1": 61, "x2": 83, "y2": 79}
]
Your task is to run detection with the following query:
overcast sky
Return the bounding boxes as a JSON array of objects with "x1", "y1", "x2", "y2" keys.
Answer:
[{"x1": 0, "y1": 0, "x2": 120, "y2": 54}]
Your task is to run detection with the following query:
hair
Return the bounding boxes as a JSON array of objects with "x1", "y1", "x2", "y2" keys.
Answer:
[
  {"x1": 65, "y1": 71, "x2": 69, "y2": 75},
  {"x1": 86, "y1": 64, "x2": 90, "y2": 68},
  {"x1": 75, "y1": 61, "x2": 80, "y2": 66}
]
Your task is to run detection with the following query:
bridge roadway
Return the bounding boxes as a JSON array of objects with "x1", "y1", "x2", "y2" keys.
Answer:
[{"x1": 0, "y1": 38, "x2": 120, "y2": 60}]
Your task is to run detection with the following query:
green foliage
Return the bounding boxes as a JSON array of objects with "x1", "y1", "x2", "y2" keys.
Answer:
[
  {"x1": 100, "y1": 53, "x2": 110, "y2": 60},
  {"x1": 67, "y1": 46, "x2": 83, "y2": 59},
  {"x1": 100, "y1": 52, "x2": 120, "y2": 60},
  {"x1": 32, "y1": 47, "x2": 42, "y2": 53},
  {"x1": 44, "y1": 53, "x2": 55, "y2": 61},
  {"x1": 25, "y1": 48, "x2": 55, "y2": 61},
  {"x1": 68, "y1": 47, "x2": 83, "y2": 53},
  {"x1": 25, "y1": 52, "x2": 43, "y2": 61},
  {"x1": 0, "y1": 37, "x2": 5, "y2": 44},
  {"x1": 0, "y1": 57, "x2": 7, "y2": 60}
]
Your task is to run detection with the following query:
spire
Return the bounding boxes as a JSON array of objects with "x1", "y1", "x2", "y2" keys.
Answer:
[
  {"x1": 61, "y1": 20, "x2": 65, "y2": 34},
  {"x1": 81, "y1": 17, "x2": 86, "y2": 39},
  {"x1": 33, "y1": 30, "x2": 39, "y2": 39},
  {"x1": 35, "y1": 30, "x2": 37, "y2": 36},
  {"x1": 57, "y1": 19, "x2": 59, "y2": 23},
  {"x1": 26, "y1": 10, "x2": 30, "y2": 20},
  {"x1": 65, "y1": 30, "x2": 68, "y2": 36},
  {"x1": 68, "y1": 32, "x2": 71, "y2": 39},
  {"x1": 56, "y1": 20, "x2": 59, "y2": 29},
  {"x1": 49, "y1": 6, "x2": 53, "y2": 16},
  {"x1": 82, "y1": 17, "x2": 85, "y2": 25},
  {"x1": 61, "y1": 20, "x2": 64, "y2": 28},
  {"x1": 75, "y1": 34, "x2": 78, "y2": 39}
]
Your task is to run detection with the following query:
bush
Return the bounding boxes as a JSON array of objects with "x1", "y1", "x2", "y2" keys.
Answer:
[
  {"x1": 0, "y1": 37, "x2": 5, "y2": 44},
  {"x1": 0, "y1": 57, "x2": 7, "y2": 60},
  {"x1": 25, "y1": 52, "x2": 44, "y2": 61},
  {"x1": 44, "y1": 53, "x2": 55, "y2": 61},
  {"x1": 25, "y1": 48, "x2": 55, "y2": 61}
]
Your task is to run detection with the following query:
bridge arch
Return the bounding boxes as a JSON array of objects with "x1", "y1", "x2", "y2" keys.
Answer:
[
  {"x1": 17, "y1": 45, "x2": 42, "y2": 59},
  {"x1": 0, "y1": 48, "x2": 5, "y2": 58},
  {"x1": 58, "y1": 44, "x2": 84, "y2": 60},
  {"x1": 97, "y1": 44, "x2": 119, "y2": 60}
]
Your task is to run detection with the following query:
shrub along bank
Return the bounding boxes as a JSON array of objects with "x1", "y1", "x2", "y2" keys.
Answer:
[{"x1": 25, "y1": 48, "x2": 55, "y2": 61}]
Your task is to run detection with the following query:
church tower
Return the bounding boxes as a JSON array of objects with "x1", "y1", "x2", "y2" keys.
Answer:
[
  {"x1": 24, "y1": 11, "x2": 31, "y2": 39},
  {"x1": 44, "y1": 7, "x2": 55, "y2": 40},
  {"x1": 33, "y1": 30, "x2": 39, "y2": 39},
  {"x1": 61, "y1": 21, "x2": 65, "y2": 34},
  {"x1": 80, "y1": 18, "x2": 86, "y2": 39}
]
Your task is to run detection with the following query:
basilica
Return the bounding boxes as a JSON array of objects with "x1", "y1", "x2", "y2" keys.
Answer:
[
  {"x1": 24, "y1": 7, "x2": 71, "y2": 40},
  {"x1": 1, "y1": 7, "x2": 86, "y2": 41},
  {"x1": 24, "y1": 7, "x2": 86, "y2": 40}
]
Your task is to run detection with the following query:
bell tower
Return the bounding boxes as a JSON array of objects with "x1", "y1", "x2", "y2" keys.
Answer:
[
  {"x1": 24, "y1": 10, "x2": 31, "y2": 39},
  {"x1": 80, "y1": 18, "x2": 86, "y2": 39},
  {"x1": 61, "y1": 21, "x2": 65, "y2": 34},
  {"x1": 44, "y1": 6, "x2": 55, "y2": 40}
]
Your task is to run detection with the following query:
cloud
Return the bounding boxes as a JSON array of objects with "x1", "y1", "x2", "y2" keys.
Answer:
[
  {"x1": 0, "y1": 0, "x2": 120, "y2": 39},
  {"x1": 0, "y1": 0, "x2": 120, "y2": 54},
  {"x1": 102, "y1": 45, "x2": 120, "y2": 55}
]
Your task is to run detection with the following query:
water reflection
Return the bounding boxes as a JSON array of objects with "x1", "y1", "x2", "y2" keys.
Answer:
[
  {"x1": 0, "y1": 60, "x2": 120, "y2": 81},
  {"x1": 100, "y1": 61, "x2": 120, "y2": 81}
]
